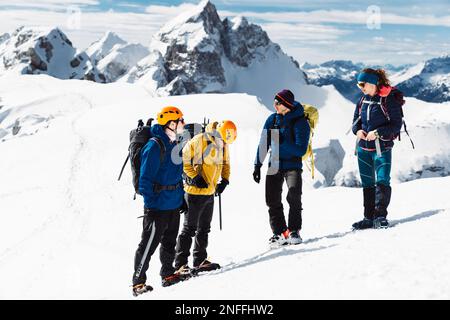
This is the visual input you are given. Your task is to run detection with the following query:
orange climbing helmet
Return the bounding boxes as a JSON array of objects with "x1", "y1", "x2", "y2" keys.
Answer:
[
  {"x1": 216, "y1": 120, "x2": 237, "y2": 144},
  {"x1": 156, "y1": 106, "x2": 184, "y2": 126}
]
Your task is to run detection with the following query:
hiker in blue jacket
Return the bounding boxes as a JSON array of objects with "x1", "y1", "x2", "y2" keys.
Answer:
[
  {"x1": 351, "y1": 68, "x2": 403, "y2": 230},
  {"x1": 132, "y1": 106, "x2": 188, "y2": 296},
  {"x1": 253, "y1": 89, "x2": 310, "y2": 248}
]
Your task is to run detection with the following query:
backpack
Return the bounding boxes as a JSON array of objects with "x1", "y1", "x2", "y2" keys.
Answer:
[
  {"x1": 300, "y1": 104, "x2": 319, "y2": 179},
  {"x1": 271, "y1": 104, "x2": 319, "y2": 179},
  {"x1": 179, "y1": 118, "x2": 210, "y2": 143},
  {"x1": 356, "y1": 87, "x2": 415, "y2": 148},
  {"x1": 117, "y1": 118, "x2": 166, "y2": 199}
]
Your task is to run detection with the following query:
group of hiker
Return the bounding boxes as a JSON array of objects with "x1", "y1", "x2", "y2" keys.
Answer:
[{"x1": 127, "y1": 67, "x2": 407, "y2": 296}]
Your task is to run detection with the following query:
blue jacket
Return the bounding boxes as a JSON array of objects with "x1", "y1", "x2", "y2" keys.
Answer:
[
  {"x1": 352, "y1": 90, "x2": 403, "y2": 152},
  {"x1": 139, "y1": 124, "x2": 184, "y2": 211},
  {"x1": 255, "y1": 102, "x2": 310, "y2": 171}
]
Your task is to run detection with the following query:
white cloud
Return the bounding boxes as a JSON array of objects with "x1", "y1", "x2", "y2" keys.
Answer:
[
  {"x1": 0, "y1": 9, "x2": 162, "y2": 49},
  {"x1": 0, "y1": 0, "x2": 99, "y2": 11},
  {"x1": 145, "y1": 3, "x2": 198, "y2": 16},
  {"x1": 219, "y1": 9, "x2": 450, "y2": 27},
  {"x1": 261, "y1": 23, "x2": 350, "y2": 42}
]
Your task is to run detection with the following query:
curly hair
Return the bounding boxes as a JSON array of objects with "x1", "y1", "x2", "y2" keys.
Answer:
[{"x1": 362, "y1": 68, "x2": 391, "y2": 88}]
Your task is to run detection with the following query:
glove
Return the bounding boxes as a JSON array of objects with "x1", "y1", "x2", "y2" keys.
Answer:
[
  {"x1": 192, "y1": 175, "x2": 208, "y2": 189},
  {"x1": 253, "y1": 166, "x2": 261, "y2": 184},
  {"x1": 179, "y1": 198, "x2": 188, "y2": 214},
  {"x1": 215, "y1": 179, "x2": 229, "y2": 196}
]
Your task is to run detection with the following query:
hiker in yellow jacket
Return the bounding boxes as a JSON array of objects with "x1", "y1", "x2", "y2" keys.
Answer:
[{"x1": 174, "y1": 120, "x2": 237, "y2": 275}]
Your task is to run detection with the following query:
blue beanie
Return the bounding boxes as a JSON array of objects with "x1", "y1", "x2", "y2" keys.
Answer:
[{"x1": 357, "y1": 72, "x2": 379, "y2": 85}]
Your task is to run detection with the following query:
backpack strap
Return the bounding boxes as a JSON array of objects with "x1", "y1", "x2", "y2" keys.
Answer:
[
  {"x1": 150, "y1": 137, "x2": 166, "y2": 163},
  {"x1": 357, "y1": 96, "x2": 365, "y2": 116},
  {"x1": 347, "y1": 96, "x2": 365, "y2": 135},
  {"x1": 380, "y1": 97, "x2": 391, "y2": 121}
]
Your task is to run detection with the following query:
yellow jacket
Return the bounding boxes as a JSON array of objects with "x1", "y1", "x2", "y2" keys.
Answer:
[{"x1": 183, "y1": 123, "x2": 231, "y2": 195}]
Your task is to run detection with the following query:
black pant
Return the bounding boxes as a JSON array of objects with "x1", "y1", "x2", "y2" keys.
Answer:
[
  {"x1": 265, "y1": 169, "x2": 303, "y2": 235},
  {"x1": 132, "y1": 208, "x2": 180, "y2": 286},
  {"x1": 175, "y1": 194, "x2": 214, "y2": 268}
]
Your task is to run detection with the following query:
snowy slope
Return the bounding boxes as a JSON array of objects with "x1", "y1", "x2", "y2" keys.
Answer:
[
  {"x1": 0, "y1": 74, "x2": 450, "y2": 299},
  {"x1": 391, "y1": 62, "x2": 425, "y2": 85},
  {"x1": 396, "y1": 55, "x2": 450, "y2": 103},
  {"x1": 0, "y1": 27, "x2": 105, "y2": 82},
  {"x1": 85, "y1": 32, "x2": 127, "y2": 64},
  {"x1": 85, "y1": 32, "x2": 150, "y2": 82}
]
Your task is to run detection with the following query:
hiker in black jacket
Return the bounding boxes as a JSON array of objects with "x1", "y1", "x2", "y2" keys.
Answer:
[{"x1": 253, "y1": 89, "x2": 310, "y2": 248}]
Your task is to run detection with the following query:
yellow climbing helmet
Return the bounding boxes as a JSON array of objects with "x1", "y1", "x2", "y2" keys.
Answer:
[
  {"x1": 216, "y1": 120, "x2": 237, "y2": 144},
  {"x1": 156, "y1": 106, "x2": 184, "y2": 126}
]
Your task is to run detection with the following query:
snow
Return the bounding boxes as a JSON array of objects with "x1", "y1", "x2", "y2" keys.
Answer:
[
  {"x1": 1, "y1": 74, "x2": 450, "y2": 299},
  {"x1": 85, "y1": 32, "x2": 150, "y2": 82},
  {"x1": 85, "y1": 32, "x2": 127, "y2": 64},
  {"x1": 221, "y1": 45, "x2": 314, "y2": 108},
  {"x1": 0, "y1": 26, "x2": 104, "y2": 82},
  {"x1": 391, "y1": 62, "x2": 425, "y2": 85}
]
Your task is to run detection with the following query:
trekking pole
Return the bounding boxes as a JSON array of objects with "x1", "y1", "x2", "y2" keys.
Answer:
[
  {"x1": 219, "y1": 194, "x2": 223, "y2": 231},
  {"x1": 118, "y1": 154, "x2": 130, "y2": 181}
]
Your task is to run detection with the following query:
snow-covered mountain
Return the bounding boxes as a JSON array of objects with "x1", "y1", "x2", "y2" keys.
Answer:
[
  {"x1": 396, "y1": 55, "x2": 450, "y2": 103},
  {"x1": 302, "y1": 60, "x2": 364, "y2": 103},
  {"x1": 391, "y1": 62, "x2": 426, "y2": 85},
  {"x1": 122, "y1": 0, "x2": 312, "y2": 108},
  {"x1": 85, "y1": 32, "x2": 150, "y2": 82},
  {"x1": 0, "y1": 26, "x2": 105, "y2": 82},
  {"x1": 0, "y1": 32, "x2": 10, "y2": 45},
  {"x1": 1, "y1": 74, "x2": 450, "y2": 299}
]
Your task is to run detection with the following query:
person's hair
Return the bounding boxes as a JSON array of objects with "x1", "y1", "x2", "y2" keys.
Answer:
[{"x1": 362, "y1": 68, "x2": 391, "y2": 88}]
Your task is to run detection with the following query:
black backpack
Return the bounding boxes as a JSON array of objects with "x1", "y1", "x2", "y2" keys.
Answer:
[
  {"x1": 178, "y1": 118, "x2": 210, "y2": 144},
  {"x1": 118, "y1": 119, "x2": 165, "y2": 199}
]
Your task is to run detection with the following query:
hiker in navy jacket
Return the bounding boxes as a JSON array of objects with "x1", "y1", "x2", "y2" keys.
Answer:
[
  {"x1": 351, "y1": 68, "x2": 403, "y2": 230},
  {"x1": 132, "y1": 106, "x2": 188, "y2": 296},
  {"x1": 253, "y1": 89, "x2": 310, "y2": 248}
]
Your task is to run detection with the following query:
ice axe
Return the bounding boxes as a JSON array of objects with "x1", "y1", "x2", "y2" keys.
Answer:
[{"x1": 219, "y1": 193, "x2": 223, "y2": 231}]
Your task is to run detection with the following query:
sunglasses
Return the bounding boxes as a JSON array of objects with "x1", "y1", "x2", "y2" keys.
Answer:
[
  {"x1": 357, "y1": 82, "x2": 366, "y2": 89},
  {"x1": 176, "y1": 118, "x2": 185, "y2": 124},
  {"x1": 274, "y1": 100, "x2": 282, "y2": 106}
]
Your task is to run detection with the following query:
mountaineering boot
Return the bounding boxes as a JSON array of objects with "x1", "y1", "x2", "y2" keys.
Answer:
[
  {"x1": 363, "y1": 187, "x2": 376, "y2": 219},
  {"x1": 268, "y1": 229, "x2": 290, "y2": 249},
  {"x1": 161, "y1": 266, "x2": 192, "y2": 287},
  {"x1": 287, "y1": 230, "x2": 302, "y2": 245},
  {"x1": 375, "y1": 184, "x2": 392, "y2": 218},
  {"x1": 373, "y1": 216, "x2": 390, "y2": 229},
  {"x1": 352, "y1": 218, "x2": 374, "y2": 230},
  {"x1": 132, "y1": 283, "x2": 153, "y2": 297},
  {"x1": 192, "y1": 259, "x2": 221, "y2": 276},
  {"x1": 176, "y1": 265, "x2": 193, "y2": 279},
  {"x1": 352, "y1": 187, "x2": 376, "y2": 230}
]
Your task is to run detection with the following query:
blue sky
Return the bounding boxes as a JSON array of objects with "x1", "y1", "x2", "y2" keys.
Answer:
[{"x1": 0, "y1": 0, "x2": 449, "y2": 65}]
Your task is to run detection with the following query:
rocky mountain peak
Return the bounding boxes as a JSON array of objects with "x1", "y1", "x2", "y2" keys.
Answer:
[{"x1": 0, "y1": 26, "x2": 104, "y2": 82}]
